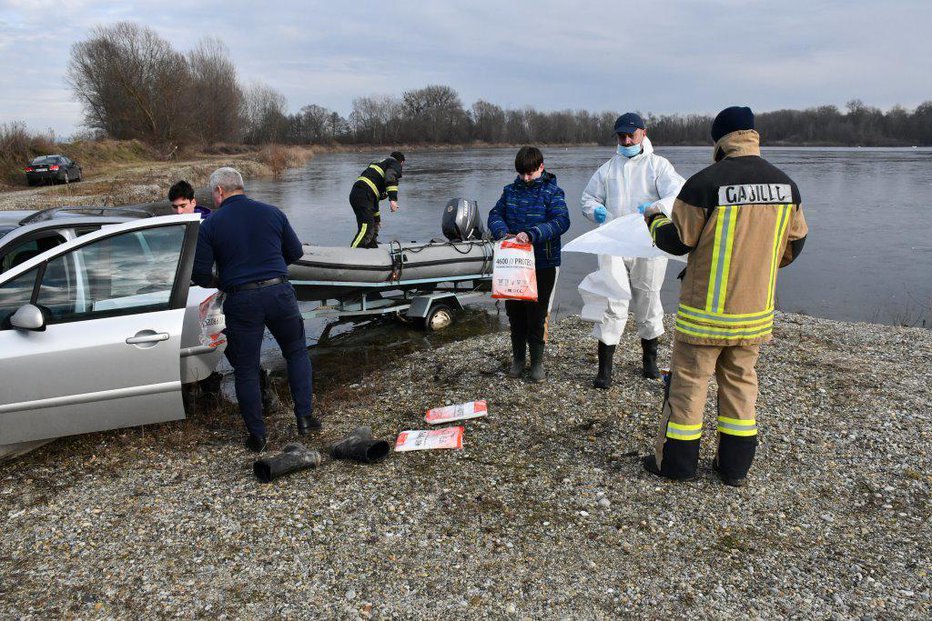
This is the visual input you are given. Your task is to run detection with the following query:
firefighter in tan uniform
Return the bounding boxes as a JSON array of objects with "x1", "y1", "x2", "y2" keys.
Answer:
[{"x1": 641, "y1": 106, "x2": 808, "y2": 486}]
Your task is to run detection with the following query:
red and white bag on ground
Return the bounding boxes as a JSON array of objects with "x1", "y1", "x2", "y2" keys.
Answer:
[
  {"x1": 491, "y1": 239, "x2": 538, "y2": 301},
  {"x1": 394, "y1": 427, "x2": 465, "y2": 452},
  {"x1": 425, "y1": 400, "x2": 488, "y2": 425}
]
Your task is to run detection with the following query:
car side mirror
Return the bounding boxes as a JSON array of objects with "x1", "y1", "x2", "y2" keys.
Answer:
[{"x1": 10, "y1": 304, "x2": 46, "y2": 331}]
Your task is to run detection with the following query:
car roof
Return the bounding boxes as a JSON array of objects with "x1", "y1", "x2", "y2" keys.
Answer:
[{"x1": 0, "y1": 206, "x2": 154, "y2": 239}]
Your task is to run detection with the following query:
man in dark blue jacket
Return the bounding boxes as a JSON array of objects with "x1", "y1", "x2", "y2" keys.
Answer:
[
  {"x1": 488, "y1": 147, "x2": 570, "y2": 382},
  {"x1": 192, "y1": 167, "x2": 318, "y2": 452}
]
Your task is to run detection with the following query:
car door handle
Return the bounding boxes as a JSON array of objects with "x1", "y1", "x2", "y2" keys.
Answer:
[{"x1": 126, "y1": 331, "x2": 170, "y2": 345}]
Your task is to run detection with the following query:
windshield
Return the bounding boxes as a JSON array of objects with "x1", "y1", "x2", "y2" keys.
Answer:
[{"x1": 30, "y1": 156, "x2": 61, "y2": 165}]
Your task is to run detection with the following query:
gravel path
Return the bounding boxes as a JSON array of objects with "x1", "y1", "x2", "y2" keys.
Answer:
[
  {"x1": 1, "y1": 313, "x2": 930, "y2": 619},
  {"x1": 0, "y1": 159, "x2": 269, "y2": 212}
]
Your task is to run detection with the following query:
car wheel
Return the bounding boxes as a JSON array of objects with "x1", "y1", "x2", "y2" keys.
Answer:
[
  {"x1": 61, "y1": 171, "x2": 69, "y2": 184},
  {"x1": 26, "y1": 179, "x2": 36, "y2": 187},
  {"x1": 76, "y1": 168, "x2": 83, "y2": 182}
]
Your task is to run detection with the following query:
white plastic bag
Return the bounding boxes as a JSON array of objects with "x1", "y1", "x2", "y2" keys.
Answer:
[
  {"x1": 198, "y1": 291, "x2": 226, "y2": 348},
  {"x1": 491, "y1": 239, "x2": 538, "y2": 301}
]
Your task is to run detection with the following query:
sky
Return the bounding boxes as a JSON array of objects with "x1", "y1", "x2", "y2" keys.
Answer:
[{"x1": 1, "y1": 0, "x2": 930, "y2": 138}]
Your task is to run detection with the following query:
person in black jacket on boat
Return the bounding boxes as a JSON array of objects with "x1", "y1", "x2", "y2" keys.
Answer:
[
  {"x1": 193, "y1": 167, "x2": 319, "y2": 453},
  {"x1": 349, "y1": 152, "x2": 405, "y2": 248}
]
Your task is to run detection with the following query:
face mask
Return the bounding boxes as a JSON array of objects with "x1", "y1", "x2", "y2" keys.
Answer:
[{"x1": 617, "y1": 144, "x2": 641, "y2": 158}]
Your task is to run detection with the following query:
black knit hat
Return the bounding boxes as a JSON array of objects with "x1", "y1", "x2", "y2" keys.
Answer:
[
  {"x1": 711, "y1": 106, "x2": 754, "y2": 142},
  {"x1": 390, "y1": 151, "x2": 405, "y2": 162}
]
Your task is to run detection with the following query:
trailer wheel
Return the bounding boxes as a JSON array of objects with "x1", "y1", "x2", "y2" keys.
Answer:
[{"x1": 421, "y1": 302, "x2": 456, "y2": 331}]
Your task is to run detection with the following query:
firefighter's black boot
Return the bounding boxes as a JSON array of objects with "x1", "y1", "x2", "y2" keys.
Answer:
[
  {"x1": 714, "y1": 434, "x2": 758, "y2": 487},
  {"x1": 528, "y1": 342, "x2": 546, "y2": 383},
  {"x1": 643, "y1": 438, "x2": 700, "y2": 481},
  {"x1": 593, "y1": 341, "x2": 615, "y2": 389},
  {"x1": 642, "y1": 337, "x2": 661, "y2": 379},
  {"x1": 253, "y1": 443, "x2": 321, "y2": 483},
  {"x1": 331, "y1": 426, "x2": 391, "y2": 464},
  {"x1": 507, "y1": 334, "x2": 526, "y2": 378}
]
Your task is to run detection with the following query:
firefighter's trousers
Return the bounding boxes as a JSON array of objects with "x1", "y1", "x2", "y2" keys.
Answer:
[{"x1": 653, "y1": 338, "x2": 761, "y2": 480}]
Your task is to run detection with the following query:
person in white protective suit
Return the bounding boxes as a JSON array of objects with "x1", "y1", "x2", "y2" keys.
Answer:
[{"x1": 579, "y1": 112, "x2": 685, "y2": 387}]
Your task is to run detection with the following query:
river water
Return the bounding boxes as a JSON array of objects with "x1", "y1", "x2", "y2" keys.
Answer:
[{"x1": 248, "y1": 146, "x2": 932, "y2": 329}]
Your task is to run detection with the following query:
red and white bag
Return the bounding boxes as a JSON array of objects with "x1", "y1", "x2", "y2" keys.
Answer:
[
  {"x1": 198, "y1": 291, "x2": 227, "y2": 348},
  {"x1": 394, "y1": 427, "x2": 465, "y2": 452},
  {"x1": 425, "y1": 400, "x2": 488, "y2": 425},
  {"x1": 491, "y1": 239, "x2": 537, "y2": 301}
]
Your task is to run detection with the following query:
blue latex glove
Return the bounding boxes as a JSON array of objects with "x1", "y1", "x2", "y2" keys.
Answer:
[
  {"x1": 637, "y1": 202, "x2": 654, "y2": 214},
  {"x1": 593, "y1": 205, "x2": 607, "y2": 223}
]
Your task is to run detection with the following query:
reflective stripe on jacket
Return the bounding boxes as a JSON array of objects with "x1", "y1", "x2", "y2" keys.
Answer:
[
  {"x1": 354, "y1": 157, "x2": 402, "y2": 202},
  {"x1": 650, "y1": 130, "x2": 808, "y2": 346}
]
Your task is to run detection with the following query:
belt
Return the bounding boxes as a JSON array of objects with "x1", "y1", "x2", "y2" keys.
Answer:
[{"x1": 227, "y1": 276, "x2": 287, "y2": 293}]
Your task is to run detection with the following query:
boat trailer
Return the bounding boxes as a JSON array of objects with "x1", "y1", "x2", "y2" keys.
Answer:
[{"x1": 291, "y1": 273, "x2": 492, "y2": 337}]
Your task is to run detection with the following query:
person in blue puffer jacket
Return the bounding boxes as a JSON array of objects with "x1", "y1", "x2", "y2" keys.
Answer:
[{"x1": 488, "y1": 146, "x2": 571, "y2": 383}]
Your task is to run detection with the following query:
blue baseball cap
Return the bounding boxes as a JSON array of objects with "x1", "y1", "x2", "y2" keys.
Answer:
[{"x1": 614, "y1": 112, "x2": 646, "y2": 134}]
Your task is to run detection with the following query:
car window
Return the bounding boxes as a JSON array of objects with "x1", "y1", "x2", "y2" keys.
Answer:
[
  {"x1": 0, "y1": 233, "x2": 67, "y2": 274},
  {"x1": 0, "y1": 266, "x2": 39, "y2": 328},
  {"x1": 36, "y1": 225, "x2": 187, "y2": 322}
]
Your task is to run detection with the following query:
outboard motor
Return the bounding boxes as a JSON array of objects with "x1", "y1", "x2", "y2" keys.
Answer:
[{"x1": 442, "y1": 198, "x2": 485, "y2": 241}]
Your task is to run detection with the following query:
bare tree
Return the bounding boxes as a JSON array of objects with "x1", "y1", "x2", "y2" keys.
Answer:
[
  {"x1": 241, "y1": 82, "x2": 288, "y2": 144},
  {"x1": 67, "y1": 22, "x2": 190, "y2": 146},
  {"x1": 187, "y1": 38, "x2": 242, "y2": 145},
  {"x1": 400, "y1": 85, "x2": 468, "y2": 143},
  {"x1": 349, "y1": 95, "x2": 401, "y2": 144}
]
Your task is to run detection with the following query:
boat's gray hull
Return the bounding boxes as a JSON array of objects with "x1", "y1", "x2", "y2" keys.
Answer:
[{"x1": 289, "y1": 240, "x2": 494, "y2": 285}]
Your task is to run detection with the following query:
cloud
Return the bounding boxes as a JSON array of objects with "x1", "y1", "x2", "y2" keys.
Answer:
[{"x1": 0, "y1": 0, "x2": 929, "y2": 135}]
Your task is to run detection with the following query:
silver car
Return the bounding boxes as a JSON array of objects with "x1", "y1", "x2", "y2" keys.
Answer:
[{"x1": 0, "y1": 212, "x2": 221, "y2": 458}]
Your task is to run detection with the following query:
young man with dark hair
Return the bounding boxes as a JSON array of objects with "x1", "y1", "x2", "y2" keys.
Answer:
[
  {"x1": 168, "y1": 180, "x2": 211, "y2": 219},
  {"x1": 349, "y1": 152, "x2": 405, "y2": 248},
  {"x1": 487, "y1": 147, "x2": 571, "y2": 383}
]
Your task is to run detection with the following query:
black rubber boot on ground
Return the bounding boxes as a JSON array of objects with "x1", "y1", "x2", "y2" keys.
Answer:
[
  {"x1": 642, "y1": 454, "x2": 699, "y2": 482},
  {"x1": 593, "y1": 341, "x2": 616, "y2": 389},
  {"x1": 331, "y1": 426, "x2": 391, "y2": 463},
  {"x1": 528, "y1": 342, "x2": 546, "y2": 383},
  {"x1": 641, "y1": 338, "x2": 661, "y2": 379},
  {"x1": 507, "y1": 335, "x2": 527, "y2": 378},
  {"x1": 253, "y1": 443, "x2": 322, "y2": 483}
]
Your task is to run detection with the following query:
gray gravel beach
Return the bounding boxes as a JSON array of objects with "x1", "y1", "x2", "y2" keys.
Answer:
[{"x1": 1, "y1": 313, "x2": 930, "y2": 619}]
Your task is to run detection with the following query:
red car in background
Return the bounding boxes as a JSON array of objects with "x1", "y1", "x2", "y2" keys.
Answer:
[{"x1": 24, "y1": 155, "x2": 83, "y2": 186}]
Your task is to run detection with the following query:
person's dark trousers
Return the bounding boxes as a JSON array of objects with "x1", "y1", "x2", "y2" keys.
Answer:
[
  {"x1": 223, "y1": 282, "x2": 313, "y2": 437},
  {"x1": 349, "y1": 185, "x2": 379, "y2": 249},
  {"x1": 505, "y1": 267, "x2": 558, "y2": 344}
]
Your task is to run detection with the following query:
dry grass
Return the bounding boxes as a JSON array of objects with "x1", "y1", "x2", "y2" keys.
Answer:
[
  {"x1": 0, "y1": 122, "x2": 159, "y2": 189},
  {"x1": 0, "y1": 122, "x2": 57, "y2": 185},
  {"x1": 256, "y1": 144, "x2": 317, "y2": 178}
]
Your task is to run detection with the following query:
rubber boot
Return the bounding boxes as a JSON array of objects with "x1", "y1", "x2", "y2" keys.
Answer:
[
  {"x1": 331, "y1": 426, "x2": 391, "y2": 463},
  {"x1": 593, "y1": 341, "x2": 615, "y2": 389},
  {"x1": 528, "y1": 342, "x2": 546, "y2": 383},
  {"x1": 642, "y1": 338, "x2": 661, "y2": 379},
  {"x1": 253, "y1": 443, "x2": 321, "y2": 483},
  {"x1": 714, "y1": 434, "x2": 758, "y2": 487},
  {"x1": 507, "y1": 334, "x2": 526, "y2": 378}
]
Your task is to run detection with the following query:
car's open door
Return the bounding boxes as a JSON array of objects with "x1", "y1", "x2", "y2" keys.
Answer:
[{"x1": 0, "y1": 215, "x2": 201, "y2": 445}]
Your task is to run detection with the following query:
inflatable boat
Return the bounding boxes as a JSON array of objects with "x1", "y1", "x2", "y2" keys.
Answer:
[{"x1": 288, "y1": 239, "x2": 494, "y2": 301}]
